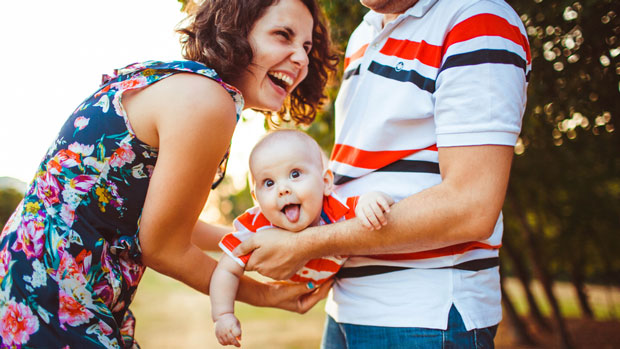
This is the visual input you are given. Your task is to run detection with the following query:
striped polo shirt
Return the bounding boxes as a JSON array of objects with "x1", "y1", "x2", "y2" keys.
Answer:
[
  {"x1": 219, "y1": 193, "x2": 358, "y2": 286},
  {"x1": 326, "y1": 0, "x2": 530, "y2": 330}
]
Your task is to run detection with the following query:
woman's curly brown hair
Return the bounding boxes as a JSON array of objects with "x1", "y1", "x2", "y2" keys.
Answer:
[{"x1": 177, "y1": 0, "x2": 339, "y2": 126}]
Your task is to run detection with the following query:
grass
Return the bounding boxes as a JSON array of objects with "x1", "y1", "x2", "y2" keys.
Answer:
[
  {"x1": 502, "y1": 278, "x2": 620, "y2": 320},
  {"x1": 132, "y1": 269, "x2": 327, "y2": 348},
  {"x1": 131, "y1": 269, "x2": 620, "y2": 348}
]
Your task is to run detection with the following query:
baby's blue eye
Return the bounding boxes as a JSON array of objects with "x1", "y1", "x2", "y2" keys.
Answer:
[
  {"x1": 265, "y1": 179, "x2": 274, "y2": 188},
  {"x1": 290, "y1": 170, "x2": 301, "y2": 179}
]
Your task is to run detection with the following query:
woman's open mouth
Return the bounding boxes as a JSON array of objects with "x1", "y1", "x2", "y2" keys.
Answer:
[{"x1": 268, "y1": 71, "x2": 293, "y2": 92}]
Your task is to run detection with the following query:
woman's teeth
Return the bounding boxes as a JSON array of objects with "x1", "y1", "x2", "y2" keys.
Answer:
[{"x1": 268, "y1": 71, "x2": 293, "y2": 88}]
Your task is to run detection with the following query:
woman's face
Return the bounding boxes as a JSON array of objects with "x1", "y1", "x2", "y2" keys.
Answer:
[{"x1": 232, "y1": 0, "x2": 313, "y2": 111}]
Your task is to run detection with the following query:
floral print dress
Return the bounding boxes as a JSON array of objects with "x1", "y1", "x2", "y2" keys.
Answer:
[{"x1": 0, "y1": 60, "x2": 243, "y2": 348}]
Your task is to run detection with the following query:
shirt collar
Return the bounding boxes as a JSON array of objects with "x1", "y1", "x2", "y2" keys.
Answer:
[{"x1": 363, "y1": 0, "x2": 440, "y2": 31}]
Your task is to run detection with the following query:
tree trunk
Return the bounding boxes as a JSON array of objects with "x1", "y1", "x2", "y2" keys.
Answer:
[
  {"x1": 506, "y1": 190, "x2": 573, "y2": 349},
  {"x1": 570, "y1": 260, "x2": 594, "y2": 319},
  {"x1": 502, "y1": 238, "x2": 551, "y2": 330},
  {"x1": 500, "y1": 260, "x2": 538, "y2": 346}
]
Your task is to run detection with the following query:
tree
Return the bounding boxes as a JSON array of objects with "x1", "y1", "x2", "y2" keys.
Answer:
[{"x1": 0, "y1": 188, "x2": 23, "y2": 228}]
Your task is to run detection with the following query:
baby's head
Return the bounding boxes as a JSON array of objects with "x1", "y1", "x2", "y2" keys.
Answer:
[{"x1": 249, "y1": 130, "x2": 333, "y2": 232}]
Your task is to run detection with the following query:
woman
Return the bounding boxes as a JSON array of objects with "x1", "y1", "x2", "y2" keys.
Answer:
[{"x1": 0, "y1": 0, "x2": 338, "y2": 347}]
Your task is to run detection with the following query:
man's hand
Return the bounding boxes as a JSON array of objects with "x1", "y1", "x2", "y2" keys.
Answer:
[
  {"x1": 233, "y1": 228, "x2": 309, "y2": 280},
  {"x1": 355, "y1": 191, "x2": 395, "y2": 230}
]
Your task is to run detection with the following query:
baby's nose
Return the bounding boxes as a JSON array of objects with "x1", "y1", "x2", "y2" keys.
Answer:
[{"x1": 278, "y1": 185, "x2": 291, "y2": 196}]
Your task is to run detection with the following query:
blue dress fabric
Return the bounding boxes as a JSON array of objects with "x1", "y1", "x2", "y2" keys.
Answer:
[{"x1": 0, "y1": 61, "x2": 243, "y2": 348}]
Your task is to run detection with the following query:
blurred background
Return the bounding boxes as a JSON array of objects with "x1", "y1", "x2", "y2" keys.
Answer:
[{"x1": 1, "y1": 0, "x2": 618, "y2": 348}]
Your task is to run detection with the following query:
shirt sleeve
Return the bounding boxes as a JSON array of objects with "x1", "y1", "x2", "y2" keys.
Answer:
[
  {"x1": 218, "y1": 215, "x2": 258, "y2": 267},
  {"x1": 433, "y1": 1, "x2": 531, "y2": 147},
  {"x1": 219, "y1": 231, "x2": 253, "y2": 267}
]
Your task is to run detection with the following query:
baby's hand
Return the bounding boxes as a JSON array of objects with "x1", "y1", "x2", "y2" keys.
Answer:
[
  {"x1": 214, "y1": 313, "x2": 242, "y2": 347},
  {"x1": 355, "y1": 191, "x2": 395, "y2": 230}
]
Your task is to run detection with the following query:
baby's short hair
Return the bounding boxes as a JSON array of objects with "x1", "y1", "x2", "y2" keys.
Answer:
[{"x1": 248, "y1": 129, "x2": 325, "y2": 184}]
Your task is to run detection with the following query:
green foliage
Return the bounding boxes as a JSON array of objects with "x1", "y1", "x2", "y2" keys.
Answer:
[
  {"x1": 505, "y1": 0, "x2": 620, "y2": 284},
  {"x1": 0, "y1": 188, "x2": 23, "y2": 227},
  {"x1": 306, "y1": 1, "x2": 367, "y2": 151}
]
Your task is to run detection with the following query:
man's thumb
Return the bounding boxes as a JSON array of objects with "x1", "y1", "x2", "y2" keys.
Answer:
[{"x1": 232, "y1": 239, "x2": 255, "y2": 257}]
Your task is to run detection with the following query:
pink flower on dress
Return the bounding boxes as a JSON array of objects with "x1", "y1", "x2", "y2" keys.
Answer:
[
  {"x1": 68, "y1": 142, "x2": 94, "y2": 156},
  {"x1": 36, "y1": 171, "x2": 62, "y2": 207},
  {"x1": 60, "y1": 204, "x2": 76, "y2": 227},
  {"x1": 0, "y1": 299, "x2": 40, "y2": 346},
  {"x1": 97, "y1": 320, "x2": 114, "y2": 336},
  {"x1": 93, "y1": 282, "x2": 114, "y2": 308},
  {"x1": 109, "y1": 143, "x2": 135, "y2": 168},
  {"x1": 11, "y1": 219, "x2": 46, "y2": 259},
  {"x1": 57, "y1": 250, "x2": 87, "y2": 286},
  {"x1": 73, "y1": 116, "x2": 90, "y2": 131},
  {"x1": 58, "y1": 289, "x2": 94, "y2": 327},
  {"x1": 0, "y1": 245, "x2": 11, "y2": 283},
  {"x1": 75, "y1": 249, "x2": 92, "y2": 276},
  {"x1": 68, "y1": 174, "x2": 97, "y2": 194},
  {"x1": 119, "y1": 257, "x2": 144, "y2": 288},
  {"x1": 47, "y1": 149, "x2": 81, "y2": 174}
]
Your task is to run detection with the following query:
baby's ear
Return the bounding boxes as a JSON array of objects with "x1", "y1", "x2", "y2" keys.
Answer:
[{"x1": 323, "y1": 169, "x2": 334, "y2": 196}]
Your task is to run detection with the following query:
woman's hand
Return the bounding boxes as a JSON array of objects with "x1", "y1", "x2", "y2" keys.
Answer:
[
  {"x1": 265, "y1": 279, "x2": 334, "y2": 314},
  {"x1": 233, "y1": 228, "x2": 309, "y2": 280}
]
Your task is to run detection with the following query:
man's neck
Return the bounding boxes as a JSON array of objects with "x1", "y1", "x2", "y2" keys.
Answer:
[{"x1": 382, "y1": 13, "x2": 400, "y2": 27}]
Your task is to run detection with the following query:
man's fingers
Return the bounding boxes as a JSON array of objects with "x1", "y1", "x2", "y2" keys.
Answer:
[{"x1": 233, "y1": 238, "x2": 256, "y2": 257}]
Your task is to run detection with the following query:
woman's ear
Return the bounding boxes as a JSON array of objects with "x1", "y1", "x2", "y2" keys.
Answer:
[{"x1": 323, "y1": 169, "x2": 334, "y2": 196}]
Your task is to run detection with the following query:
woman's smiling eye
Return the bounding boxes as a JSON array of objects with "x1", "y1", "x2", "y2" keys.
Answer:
[
  {"x1": 290, "y1": 170, "x2": 301, "y2": 179},
  {"x1": 276, "y1": 30, "x2": 290, "y2": 40},
  {"x1": 264, "y1": 179, "x2": 274, "y2": 188}
]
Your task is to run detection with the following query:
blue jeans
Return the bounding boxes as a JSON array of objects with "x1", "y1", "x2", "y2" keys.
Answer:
[{"x1": 321, "y1": 305, "x2": 497, "y2": 349}]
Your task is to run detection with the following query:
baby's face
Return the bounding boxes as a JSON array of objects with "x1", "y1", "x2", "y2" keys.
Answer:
[{"x1": 250, "y1": 140, "x2": 328, "y2": 232}]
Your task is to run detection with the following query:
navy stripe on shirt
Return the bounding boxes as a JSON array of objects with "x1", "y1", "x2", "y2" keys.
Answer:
[
  {"x1": 365, "y1": 49, "x2": 528, "y2": 90},
  {"x1": 333, "y1": 160, "x2": 440, "y2": 185},
  {"x1": 343, "y1": 65, "x2": 361, "y2": 80},
  {"x1": 439, "y1": 49, "x2": 528, "y2": 74},
  {"x1": 367, "y1": 61, "x2": 436, "y2": 93}
]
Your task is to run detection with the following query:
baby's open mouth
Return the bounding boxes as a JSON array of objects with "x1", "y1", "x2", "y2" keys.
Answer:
[{"x1": 281, "y1": 204, "x2": 301, "y2": 223}]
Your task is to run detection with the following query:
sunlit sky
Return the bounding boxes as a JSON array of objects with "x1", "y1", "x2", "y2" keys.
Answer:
[{"x1": 0, "y1": 0, "x2": 264, "y2": 187}]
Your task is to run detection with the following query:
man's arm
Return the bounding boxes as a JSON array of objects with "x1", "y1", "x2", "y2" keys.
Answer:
[{"x1": 235, "y1": 145, "x2": 513, "y2": 279}]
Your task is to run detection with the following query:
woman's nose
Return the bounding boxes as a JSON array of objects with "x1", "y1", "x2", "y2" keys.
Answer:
[{"x1": 290, "y1": 45, "x2": 310, "y2": 67}]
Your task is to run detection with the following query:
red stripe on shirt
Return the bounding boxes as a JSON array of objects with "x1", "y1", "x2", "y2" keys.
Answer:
[
  {"x1": 220, "y1": 235, "x2": 251, "y2": 264},
  {"x1": 331, "y1": 144, "x2": 438, "y2": 170},
  {"x1": 443, "y1": 13, "x2": 531, "y2": 64},
  {"x1": 380, "y1": 38, "x2": 443, "y2": 68},
  {"x1": 368, "y1": 241, "x2": 501, "y2": 261},
  {"x1": 344, "y1": 44, "x2": 369, "y2": 70},
  {"x1": 304, "y1": 258, "x2": 343, "y2": 273},
  {"x1": 236, "y1": 210, "x2": 272, "y2": 232}
]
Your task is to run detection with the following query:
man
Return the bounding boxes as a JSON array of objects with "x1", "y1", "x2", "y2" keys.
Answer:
[{"x1": 234, "y1": 0, "x2": 530, "y2": 347}]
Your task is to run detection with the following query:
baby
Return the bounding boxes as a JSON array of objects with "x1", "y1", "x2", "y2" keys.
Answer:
[{"x1": 210, "y1": 129, "x2": 393, "y2": 347}]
